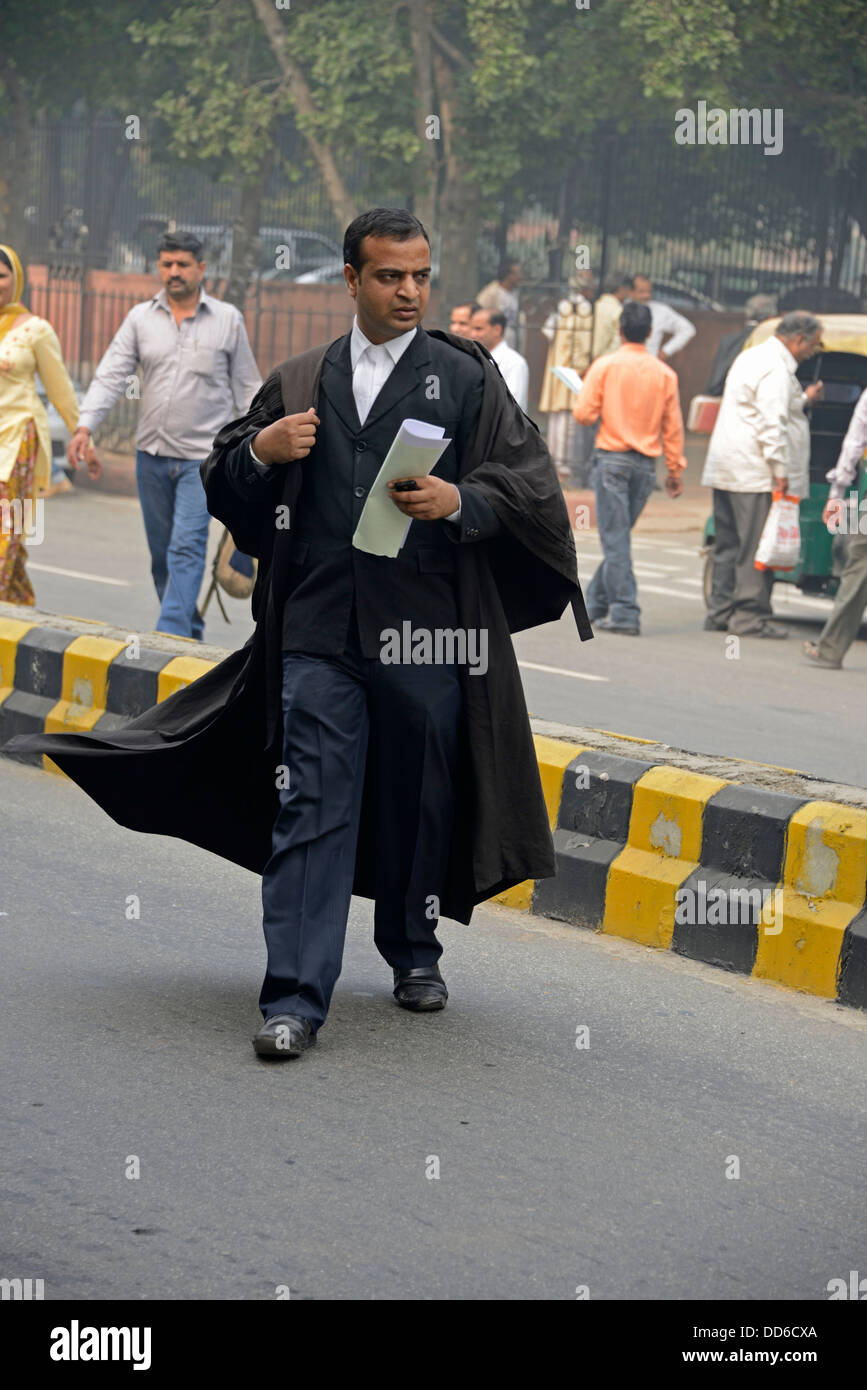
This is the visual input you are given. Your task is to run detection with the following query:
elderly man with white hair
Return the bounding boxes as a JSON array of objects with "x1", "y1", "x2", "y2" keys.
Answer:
[{"x1": 702, "y1": 311, "x2": 823, "y2": 637}]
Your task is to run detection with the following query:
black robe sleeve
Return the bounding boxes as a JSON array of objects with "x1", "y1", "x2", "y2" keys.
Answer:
[{"x1": 199, "y1": 369, "x2": 287, "y2": 558}]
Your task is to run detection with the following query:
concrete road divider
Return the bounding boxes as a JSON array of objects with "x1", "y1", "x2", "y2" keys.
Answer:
[{"x1": 2, "y1": 604, "x2": 866, "y2": 1011}]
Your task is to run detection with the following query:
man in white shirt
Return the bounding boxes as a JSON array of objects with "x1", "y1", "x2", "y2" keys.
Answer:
[
  {"x1": 702, "y1": 311, "x2": 823, "y2": 637},
  {"x1": 631, "y1": 274, "x2": 696, "y2": 361},
  {"x1": 469, "y1": 306, "x2": 529, "y2": 411}
]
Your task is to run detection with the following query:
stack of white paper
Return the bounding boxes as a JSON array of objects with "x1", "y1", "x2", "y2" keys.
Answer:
[
  {"x1": 551, "y1": 365, "x2": 583, "y2": 393},
  {"x1": 352, "y1": 419, "x2": 452, "y2": 558}
]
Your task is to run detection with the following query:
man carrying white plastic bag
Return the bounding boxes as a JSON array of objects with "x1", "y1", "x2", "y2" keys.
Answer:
[
  {"x1": 701, "y1": 311, "x2": 822, "y2": 637},
  {"x1": 754, "y1": 492, "x2": 802, "y2": 573}
]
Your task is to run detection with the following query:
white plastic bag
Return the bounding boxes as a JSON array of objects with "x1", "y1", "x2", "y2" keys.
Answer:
[{"x1": 754, "y1": 494, "x2": 801, "y2": 572}]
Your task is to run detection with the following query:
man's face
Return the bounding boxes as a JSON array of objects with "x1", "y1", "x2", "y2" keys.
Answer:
[
  {"x1": 449, "y1": 304, "x2": 473, "y2": 337},
  {"x1": 344, "y1": 235, "x2": 430, "y2": 341},
  {"x1": 158, "y1": 251, "x2": 205, "y2": 299},
  {"x1": 632, "y1": 276, "x2": 652, "y2": 303},
  {"x1": 783, "y1": 328, "x2": 822, "y2": 363},
  {"x1": 502, "y1": 264, "x2": 521, "y2": 290},
  {"x1": 469, "y1": 309, "x2": 501, "y2": 351}
]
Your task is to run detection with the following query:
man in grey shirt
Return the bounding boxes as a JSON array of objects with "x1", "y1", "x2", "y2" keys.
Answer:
[{"x1": 67, "y1": 231, "x2": 262, "y2": 640}]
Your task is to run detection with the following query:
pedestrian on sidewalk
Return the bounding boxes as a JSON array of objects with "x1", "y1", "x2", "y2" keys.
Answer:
[
  {"x1": 630, "y1": 274, "x2": 696, "y2": 362},
  {"x1": 477, "y1": 259, "x2": 521, "y2": 349},
  {"x1": 705, "y1": 294, "x2": 778, "y2": 397},
  {"x1": 6, "y1": 207, "x2": 592, "y2": 1060},
  {"x1": 66, "y1": 231, "x2": 262, "y2": 641},
  {"x1": 702, "y1": 311, "x2": 823, "y2": 638},
  {"x1": 803, "y1": 385, "x2": 867, "y2": 669},
  {"x1": 538, "y1": 271, "x2": 594, "y2": 485},
  {"x1": 591, "y1": 273, "x2": 631, "y2": 361},
  {"x1": 573, "y1": 299, "x2": 685, "y2": 635},
  {"x1": 0, "y1": 243, "x2": 100, "y2": 605},
  {"x1": 469, "y1": 306, "x2": 529, "y2": 410}
]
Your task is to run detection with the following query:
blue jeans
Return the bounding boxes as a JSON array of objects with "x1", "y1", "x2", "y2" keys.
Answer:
[
  {"x1": 135, "y1": 451, "x2": 211, "y2": 640},
  {"x1": 587, "y1": 449, "x2": 658, "y2": 627}
]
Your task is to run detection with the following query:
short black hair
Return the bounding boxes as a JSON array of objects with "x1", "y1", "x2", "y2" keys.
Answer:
[
  {"x1": 620, "y1": 299, "x2": 652, "y2": 342},
  {"x1": 473, "y1": 307, "x2": 507, "y2": 333},
  {"x1": 343, "y1": 207, "x2": 430, "y2": 274},
  {"x1": 0, "y1": 248, "x2": 13, "y2": 272},
  {"x1": 498, "y1": 258, "x2": 520, "y2": 280},
  {"x1": 606, "y1": 272, "x2": 634, "y2": 293},
  {"x1": 451, "y1": 300, "x2": 480, "y2": 315},
  {"x1": 157, "y1": 231, "x2": 204, "y2": 260}
]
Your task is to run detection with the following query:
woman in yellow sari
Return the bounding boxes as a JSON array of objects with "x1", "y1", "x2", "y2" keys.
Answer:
[{"x1": 0, "y1": 243, "x2": 99, "y2": 604}]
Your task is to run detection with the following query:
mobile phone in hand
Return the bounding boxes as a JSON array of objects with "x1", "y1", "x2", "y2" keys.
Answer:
[{"x1": 393, "y1": 479, "x2": 420, "y2": 492}]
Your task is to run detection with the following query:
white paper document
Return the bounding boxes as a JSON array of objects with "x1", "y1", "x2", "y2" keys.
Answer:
[
  {"x1": 351, "y1": 418, "x2": 452, "y2": 558},
  {"x1": 551, "y1": 365, "x2": 583, "y2": 393}
]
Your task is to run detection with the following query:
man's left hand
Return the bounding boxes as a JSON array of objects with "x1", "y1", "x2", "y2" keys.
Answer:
[
  {"x1": 665, "y1": 473, "x2": 683, "y2": 498},
  {"x1": 387, "y1": 476, "x2": 460, "y2": 520}
]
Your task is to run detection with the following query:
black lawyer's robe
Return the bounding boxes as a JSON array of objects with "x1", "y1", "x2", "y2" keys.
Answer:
[{"x1": 2, "y1": 330, "x2": 592, "y2": 923}]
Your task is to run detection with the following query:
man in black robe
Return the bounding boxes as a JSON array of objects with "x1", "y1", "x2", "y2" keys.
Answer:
[{"x1": 3, "y1": 206, "x2": 592, "y2": 1060}]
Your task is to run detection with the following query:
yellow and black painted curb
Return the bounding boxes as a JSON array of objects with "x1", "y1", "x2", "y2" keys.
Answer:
[
  {"x1": 0, "y1": 614, "x2": 217, "y2": 774},
  {"x1": 494, "y1": 736, "x2": 867, "y2": 1013},
  {"x1": 2, "y1": 611, "x2": 866, "y2": 1012}
]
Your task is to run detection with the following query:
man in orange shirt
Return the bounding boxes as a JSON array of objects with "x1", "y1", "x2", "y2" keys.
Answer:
[{"x1": 573, "y1": 300, "x2": 685, "y2": 634}]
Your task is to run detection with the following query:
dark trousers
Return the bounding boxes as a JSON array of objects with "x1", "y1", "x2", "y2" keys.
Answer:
[
  {"x1": 816, "y1": 531, "x2": 867, "y2": 665},
  {"x1": 259, "y1": 609, "x2": 462, "y2": 1030},
  {"x1": 708, "y1": 489, "x2": 774, "y2": 633}
]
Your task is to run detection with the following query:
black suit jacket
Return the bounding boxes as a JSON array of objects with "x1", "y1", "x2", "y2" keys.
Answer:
[{"x1": 220, "y1": 328, "x2": 503, "y2": 655}]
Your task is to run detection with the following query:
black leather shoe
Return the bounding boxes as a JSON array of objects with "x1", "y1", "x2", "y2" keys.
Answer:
[
  {"x1": 393, "y1": 965, "x2": 448, "y2": 1012},
  {"x1": 252, "y1": 1013, "x2": 316, "y2": 1057}
]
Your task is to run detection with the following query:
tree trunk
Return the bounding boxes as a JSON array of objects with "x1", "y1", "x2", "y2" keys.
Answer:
[
  {"x1": 0, "y1": 55, "x2": 33, "y2": 264},
  {"x1": 431, "y1": 48, "x2": 480, "y2": 318},
  {"x1": 249, "y1": 0, "x2": 356, "y2": 230},
  {"x1": 407, "y1": 0, "x2": 439, "y2": 234},
  {"x1": 223, "y1": 154, "x2": 272, "y2": 310}
]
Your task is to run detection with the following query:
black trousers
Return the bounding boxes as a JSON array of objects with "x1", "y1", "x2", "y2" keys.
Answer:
[{"x1": 259, "y1": 607, "x2": 462, "y2": 1030}]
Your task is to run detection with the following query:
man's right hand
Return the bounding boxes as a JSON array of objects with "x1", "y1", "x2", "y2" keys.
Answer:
[
  {"x1": 251, "y1": 407, "x2": 319, "y2": 464},
  {"x1": 774, "y1": 475, "x2": 790, "y2": 496},
  {"x1": 67, "y1": 426, "x2": 96, "y2": 469}
]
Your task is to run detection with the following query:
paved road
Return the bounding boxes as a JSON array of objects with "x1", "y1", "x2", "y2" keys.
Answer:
[
  {"x1": 19, "y1": 486, "x2": 867, "y2": 783},
  {"x1": 1, "y1": 760, "x2": 865, "y2": 1300}
]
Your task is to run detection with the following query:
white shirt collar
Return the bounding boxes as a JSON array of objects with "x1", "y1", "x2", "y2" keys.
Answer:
[
  {"x1": 350, "y1": 315, "x2": 417, "y2": 369},
  {"x1": 154, "y1": 286, "x2": 211, "y2": 315},
  {"x1": 490, "y1": 338, "x2": 509, "y2": 362}
]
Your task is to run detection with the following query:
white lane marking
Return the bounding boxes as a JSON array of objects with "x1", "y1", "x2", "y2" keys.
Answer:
[
  {"x1": 633, "y1": 564, "x2": 683, "y2": 576},
  {"x1": 771, "y1": 591, "x2": 833, "y2": 612},
  {"x1": 664, "y1": 546, "x2": 708, "y2": 558},
  {"x1": 519, "y1": 660, "x2": 610, "y2": 684},
  {"x1": 639, "y1": 584, "x2": 703, "y2": 601},
  {"x1": 28, "y1": 563, "x2": 131, "y2": 587}
]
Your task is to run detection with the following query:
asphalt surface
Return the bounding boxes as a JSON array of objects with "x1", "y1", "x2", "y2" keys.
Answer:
[
  {"x1": 22, "y1": 485, "x2": 867, "y2": 784},
  {"x1": 1, "y1": 758, "x2": 865, "y2": 1300}
]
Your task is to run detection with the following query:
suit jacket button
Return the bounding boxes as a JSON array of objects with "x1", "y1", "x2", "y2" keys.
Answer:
[
  {"x1": 354, "y1": 485, "x2": 366, "y2": 498},
  {"x1": 355, "y1": 440, "x2": 367, "y2": 451},
  {"x1": 467, "y1": 526, "x2": 479, "y2": 537}
]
